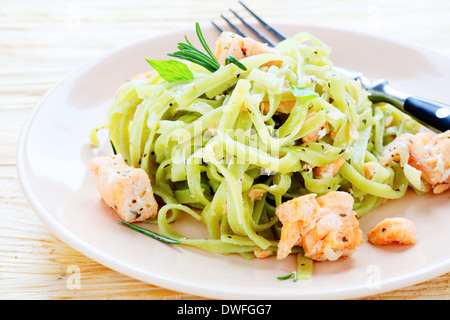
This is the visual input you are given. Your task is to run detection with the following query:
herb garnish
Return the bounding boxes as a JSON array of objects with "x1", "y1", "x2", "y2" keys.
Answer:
[
  {"x1": 110, "y1": 140, "x2": 117, "y2": 155},
  {"x1": 146, "y1": 59, "x2": 194, "y2": 82},
  {"x1": 117, "y1": 220, "x2": 181, "y2": 244},
  {"x1": 145, "y1": 23, "x2": 250, "y2": 82},
  {"x1": 167, "y1": 22, "x2": 220, "y2": 73},
  {"x1": 277, "y1": 271, "x2": 298, "y2": 282},
  {"x1": 289, "y1": 83, "x2": 319, "y2": 101},
  {"x1": 225, "y1": 55, "x2": 247, "y2": 71},
  {"x1": 167, "y1": 22, "x2": 247, "y2": 73}
]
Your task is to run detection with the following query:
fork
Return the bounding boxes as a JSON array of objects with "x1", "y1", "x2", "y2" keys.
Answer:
[{"x1": 212, "y1": 1, "x2": 450, "y2": 132}]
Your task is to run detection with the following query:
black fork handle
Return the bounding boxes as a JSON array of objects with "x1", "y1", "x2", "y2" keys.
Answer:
[
  {"x1": 215, "y1": 2, "x2": 450, "y2": 133},
  {"x1": 368, "y1": 80, "x2": 450, "y2": 133},
  {"x1": 403, "y1": 97, "x2": 450, "y2": 132}
]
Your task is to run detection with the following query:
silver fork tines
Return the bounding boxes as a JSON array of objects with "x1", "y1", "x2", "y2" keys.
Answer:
[
  {"x1": 211, "y1": 2, "x2": 450, "y2": 132},
  {"x1": 237, "y1": 1, "x2": 288, "y2": 41},
  {"x1": 213, "y1": 1, "x2": 287, "y2": 47},
  {"x1": 219, "y1": 13, "x2": 248, "y2": 38}
]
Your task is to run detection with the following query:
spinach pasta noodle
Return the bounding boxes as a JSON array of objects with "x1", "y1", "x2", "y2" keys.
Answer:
[{"x1": 90, "y1": 31, "x2": 421, "y2": 261}]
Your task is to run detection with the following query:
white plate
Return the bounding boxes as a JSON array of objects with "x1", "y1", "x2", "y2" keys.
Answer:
[{"x1": 17, "y1": 23, "x2": 450, "y2": 300}]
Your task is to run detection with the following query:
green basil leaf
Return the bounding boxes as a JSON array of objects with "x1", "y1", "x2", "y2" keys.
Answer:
[
  {"x1": 146, "y1": 59, "x2": 194, "y2": 82},
  {"x1": 289, "y1": 83, "x2": 319, "y2": 101}
]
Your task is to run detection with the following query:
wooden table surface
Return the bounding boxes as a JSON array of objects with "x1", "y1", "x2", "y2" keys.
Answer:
[{"x1": 1, "y1": 0, "x2": 449, "y2": 300}]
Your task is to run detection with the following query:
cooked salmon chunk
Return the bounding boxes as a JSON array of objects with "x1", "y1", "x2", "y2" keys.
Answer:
[
  {"x1": 313, "y1": 157, "x2": 345, "y2": 179},
  {"x1": 254, "y1": 249, "x2": 273, "y2": 259},
  {"x1": 276, "y1": 191, "x2": 363, "y2": 261},
  {"x1": 367, "y1": 217, "x2": 416, "y2": 245},
  {"x1": 89, "y1": 154, "x2": 158, "y2": 222},
  {"x1": 381, "y1": 130, "x2": 450, "y2": 194},
  {"x1": 214, "y1": 31, "x2": 280, "y2": 67},
  {"x1": 302, "y1": 111, "x2": 331, "y2": 143}
]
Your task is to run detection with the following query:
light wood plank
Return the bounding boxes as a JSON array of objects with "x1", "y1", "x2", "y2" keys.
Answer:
[{"x1": 1, "y1": 0, "x2": 449, "y2": 300}]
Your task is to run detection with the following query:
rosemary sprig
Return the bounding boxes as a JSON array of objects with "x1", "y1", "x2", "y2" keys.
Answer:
[
  {"x1": 277, "y1": 271, "x2": 298, "y2": 282},
  {"x1": 194, "y1": 22, "x2": 218, "y2": 65},
  {"x1": 225, "y1": 55, "x2": 247, "y2": 71},
  {"x1": 168, "y1": 22, "x2": 220, "y2": 73},
  {"x1": 117, "y1": 220, "x2": 181, "y2": 244},
  {"x1": 168, "y1": 22, "x2": 247, "y2": 73},
  {"x1": 110, "y1": 140, "x2": 117, "y2": 155}
]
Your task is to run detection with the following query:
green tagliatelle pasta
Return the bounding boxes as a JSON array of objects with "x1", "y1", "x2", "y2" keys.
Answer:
[{"x1": 90, "y1": 31, "x2": 422, "y2": 263}]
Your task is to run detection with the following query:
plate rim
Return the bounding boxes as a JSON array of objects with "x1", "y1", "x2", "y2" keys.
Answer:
[{"x1": 16, "y1": 22, "x2": 450, "y2": 300}]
